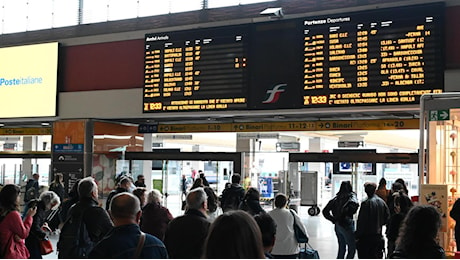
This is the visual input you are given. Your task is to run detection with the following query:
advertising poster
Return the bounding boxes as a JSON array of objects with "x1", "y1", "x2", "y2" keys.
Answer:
[
  {"x1": 0, "y1": 42, "x2": 58, "y2": 118},
  {"x1": 259, "y1": 177, "x2": 273, "y2": 198},
  {"x1": 420, "y1": 184, "x2": 448, "y2": 232}
]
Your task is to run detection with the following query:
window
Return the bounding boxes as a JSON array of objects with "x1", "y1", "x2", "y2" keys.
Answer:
[
  {"x1": 82, "y1": 0, "x2": 108, "y2": 24},
  {"x1": 170, "y1": 0, "x2": 202, "y2": 14},
  {"x1": 138, "y1": 0, "x2": 169, "y2": 17},
  {"x1": 2, "y1": 0, "x2": 27, "y2": 34},
  {"x1": 52, "y1": 0, "x2": 79, "y2": 28},
  {"x1": 108, "y1": 0, "x2": 137, "y2": 21},
  {"x1": 27, "y1": 0, "x2": 53, "y2": 31}
]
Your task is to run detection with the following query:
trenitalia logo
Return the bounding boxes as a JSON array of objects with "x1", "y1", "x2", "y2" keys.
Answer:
[{"x1": 262, "y1": 84, "x2": 287, "y2": 104}]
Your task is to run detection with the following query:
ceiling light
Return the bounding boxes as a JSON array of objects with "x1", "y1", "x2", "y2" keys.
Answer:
[
  {"x1": 260, "y1": 7, "x2": 284, "y2": 18},
  {"x1": 41, "y1": 122, "x2": 50, "y2": 126},
  {"x1": 0, "y1": 123, "x2": 4, "y2": 127}
]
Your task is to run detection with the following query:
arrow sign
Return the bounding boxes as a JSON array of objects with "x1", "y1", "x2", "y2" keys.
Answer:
[
  {"x1": 440, "y1": 110, "x2": 449, "y2": 120},
  {"x1": 429, "y1": 110, "x2": 450, "y2": 121}
]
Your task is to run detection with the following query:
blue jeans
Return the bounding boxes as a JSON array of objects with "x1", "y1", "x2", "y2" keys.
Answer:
[{"x1": 335, "y1": 223, "x2": 356, "y2": 259}]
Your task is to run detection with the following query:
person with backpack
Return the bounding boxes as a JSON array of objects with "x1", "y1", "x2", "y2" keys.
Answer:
[
  {"x1": 220, "y1": 174, "x2": 245, "y2": 213},
  {"x1": 24, "y1": 173, "x2": 40, "y2": 204},
  {"x1": 322, "y1": 180, "x2": 359, "y2": 259},
  {"x1": 239, "y1": 187, "x2": 266, "y2": 216},
  {"x1": 89, "y1": 192, "x2": 168, "y2": 258},
  {"x1": 57, "y1": 177, "x2": 113, "y2": 259}
]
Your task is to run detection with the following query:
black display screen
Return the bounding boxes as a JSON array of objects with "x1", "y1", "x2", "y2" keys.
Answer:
[
  {"x1": 301, "y1": 3, "x2": 444, "y2": 107},
  {"x1": 144, "y1": 25, "x2": 249, "y2": 112},
  {"x1": 143, "y1": 3, "x2": 444, "y2": 113}
]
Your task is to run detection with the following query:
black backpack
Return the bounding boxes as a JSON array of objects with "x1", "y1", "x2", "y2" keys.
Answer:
[
  {"x1": 57, "y1": 205, "x2": 95, "y2": 259},
  {"x1": 222, "y1": 187, "x2": 243, "y2": 211},
  {"x1": 24, "y1": 180, "x2": 38, "y2": 202}
]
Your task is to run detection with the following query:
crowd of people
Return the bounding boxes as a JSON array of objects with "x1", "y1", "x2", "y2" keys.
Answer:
[
  {"x1": 322, "y1": 178, "x2": 445, "y2": 259},
  {"x1": 0, "y1": 172, "x2": 448, "y2": 259}
]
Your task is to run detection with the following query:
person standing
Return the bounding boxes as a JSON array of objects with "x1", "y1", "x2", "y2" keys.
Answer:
[
  {"x1": 386, "y1": 191, "x2": 413, "y2": 256},
  {"x1": 392, "y1": 205, "x2": 445, "y2": 258},
  {"x1": 239, "y1": 187, "x2": 266, "y2": 216},
  {"x1": 49, "y1": 173, "x2": 65, "y2": 202},
  {"x1": 202, "y1": 210, "x2": 265, "y2": 259},
  {"x1": 268, "y1": 193, "x2": 307, "y2": 259},
  {"x1": 322, "y1": 180, "x2": 359, "y2": 259},
  {"x1": 24, "y1": 173, "x2": 40, "y2": 204},
  {"x1": 0, "y1": 184, "x2": 37, "y2": 259},
  {"x1": 106, "y1": 176, "x2": 133, "y2": 210},
  {"x1": 57, "y1": 177, "x2": 113, "y2": 259},
  {"x1": 164, "y1": 187, "x2": 211, "y2": 258},
  {"x1": 89, "y1": 192, "x2": 168, "y2": 258},
  {"x1": 140, "y1": 189, "x2": 173, "y2": 242},
  {"x1": 355, "y1": 182, "x2": 390, "y2": 259},
  {"x1": 254, "y1": 213, "x2": 277, "y2": 259},
  {"x1": 199, "y1": 170, "x2": 210, "y2": 187},
  {"x1": 180, "y1": 174, "x2": 187, "y2": 201},
  {"x1": 375, "y1": 177, "x2": 390, "y2": 203},
  {"x1": 25, "y1": 191, "x2": 61, "y2": 259},
  {"x1": 220, "y1": 174, "x2": 245, "y2": 212},
  {"x1": 134, "y1": 175, "x2": 146, "y2": 188}
]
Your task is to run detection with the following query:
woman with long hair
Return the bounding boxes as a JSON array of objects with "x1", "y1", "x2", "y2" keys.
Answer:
[
  {"x1": 239, "y1": 187, "x2": 266, "y2": 216},
  {"x1": 386, "y1": 191, "x2": 413, "y2": 255},
  {"x1": 0, "y1": 184, "x2": 37, "y2": 258},
  {"x1": 202, "y1": 210, "x2": 265, "y2": 258},
  {"x1": 322, "y1": 180, "x2": 359, "y2": 259},
  {"x1": 392, "y1": 205, "x2": 445, "y2": 258}
]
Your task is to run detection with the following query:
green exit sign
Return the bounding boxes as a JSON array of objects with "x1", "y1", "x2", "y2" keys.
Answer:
[{"x1": 429, "y1": 110, "x2": 450, "y2": 121}]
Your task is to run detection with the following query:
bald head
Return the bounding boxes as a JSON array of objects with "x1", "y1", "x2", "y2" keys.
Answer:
[{"x1": 110, "y1": 192, "x2": 141, "y2": 220}]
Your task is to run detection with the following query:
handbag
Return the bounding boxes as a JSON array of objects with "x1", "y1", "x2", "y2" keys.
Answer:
[
  {"x1": 299, "y1": 243, "x2": 320, "y2": 259},
  {"x1": 39, "y1": 237, "x2": 53, "y2": 255},
  {"x1": 290, "y1": 209, "x2": 309, "y2": 243}
]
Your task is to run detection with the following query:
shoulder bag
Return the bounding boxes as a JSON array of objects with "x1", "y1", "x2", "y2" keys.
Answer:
[
  {"x1": 290, "y1": 209, "x2": 309, "y2": 243},
  {"x1": 133, "y1": 232, "x2": 146, "y2": 259}
]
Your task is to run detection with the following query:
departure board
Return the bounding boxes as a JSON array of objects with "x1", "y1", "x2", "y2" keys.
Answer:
[
  {"x1": 143, "y1": 3, "x2": 444, "y2": 113},
  {"x1": 143, "y1": 25, "x2": 249, "y2": 112},
  {"x1": 302, "y1": 3, "x2": 444, "y2": 107}
]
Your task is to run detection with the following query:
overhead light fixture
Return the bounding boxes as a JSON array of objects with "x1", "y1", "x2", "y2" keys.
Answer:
[
  {"x1": 260, "y1": 7, "x2": 284, "y2": 18},
  {"x1": 0, "y1": 123, "x2": 4, "y2": 127},
  {"x1": 41, "y1": 122, "x2": 50, "y2": 126}
]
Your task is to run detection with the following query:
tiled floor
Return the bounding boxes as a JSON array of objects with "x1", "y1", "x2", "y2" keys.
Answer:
[{"x1": 45, "y1": 188, "x2": 346, "y2": 259}]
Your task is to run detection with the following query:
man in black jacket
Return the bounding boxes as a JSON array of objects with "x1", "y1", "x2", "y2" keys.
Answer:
[
  {"x1": 57, "y1": 177, "x2": 113, "y2": 258},
  {"x1": 355, "y1": 182, "x2": 390, "y2": 259},
  {"x1": 220, "y1": 174, "x2": 245, "y2": 212},
  {"x1": 105, "y1": 176, "x2": 133, "y2": 210},
  {"x1": 164, "y1": 187, "x2": 211, "y2": 258}
]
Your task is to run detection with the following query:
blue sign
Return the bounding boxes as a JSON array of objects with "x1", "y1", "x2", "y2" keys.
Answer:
[
  {"x1": 54, "y1": 144, "x2": 84, "y2": 153},
  {"x1": 259, "y1": 177, "x2": 273, "y2": 198}
]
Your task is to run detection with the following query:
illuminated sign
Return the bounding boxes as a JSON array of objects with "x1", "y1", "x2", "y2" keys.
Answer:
[
  {"x1": 0, "y1": 127, "x2": 52, "y2": 135},
  {"x1": 301, "y1": 3, "x2": 444, "y2": 107},
  {"x1": 156, "y1": 119, "x2": 419, "y2": 133},
  {"x1": 0, "y1": 42, "x2": 59, "y2": 118},
  {"x1": 144, "y1": 25, "x2": 249, "y2": 112},
  {"x1": 143, "y1": 3, "x2": 444, "y2": 112}
]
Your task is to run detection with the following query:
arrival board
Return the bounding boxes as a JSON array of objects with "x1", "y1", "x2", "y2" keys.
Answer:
[{"x1": 143, "y1": 3, "x2": 444, "y2": 113}]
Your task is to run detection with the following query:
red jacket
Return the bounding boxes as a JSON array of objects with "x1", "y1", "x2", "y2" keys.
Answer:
[{"x1": 0, "y1": 210, "x2": 33, "y2": 259}]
